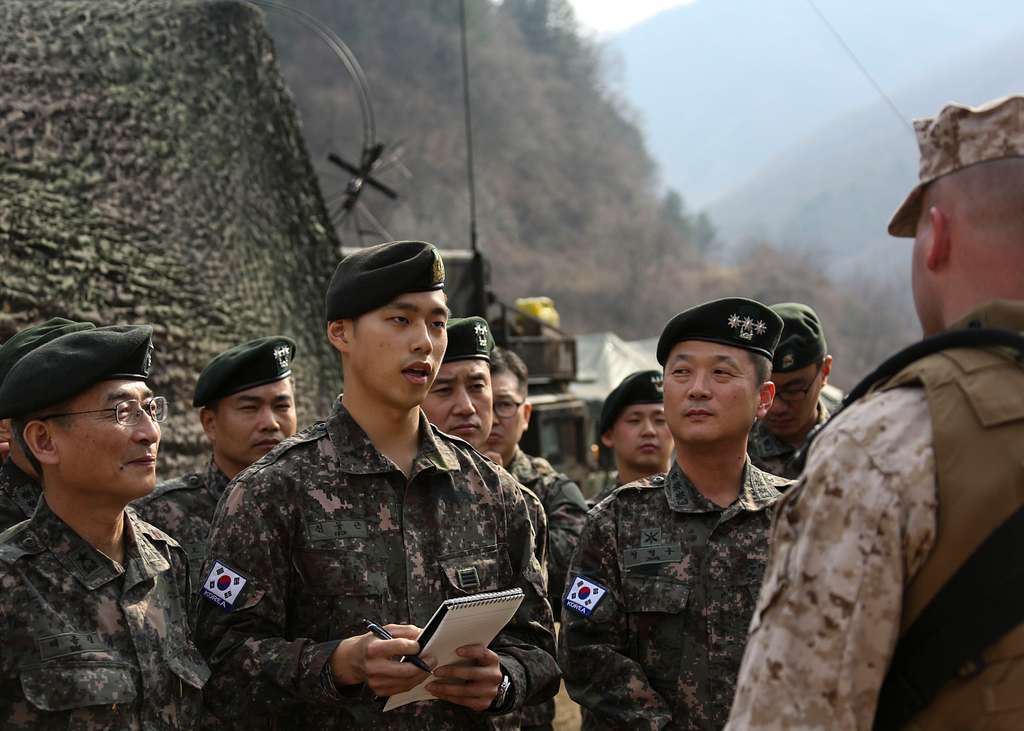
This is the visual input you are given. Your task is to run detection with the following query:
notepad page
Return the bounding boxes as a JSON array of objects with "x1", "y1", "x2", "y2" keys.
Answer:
[{"x1": 383, "y1": 593, "x2": 523, "y2": 710}]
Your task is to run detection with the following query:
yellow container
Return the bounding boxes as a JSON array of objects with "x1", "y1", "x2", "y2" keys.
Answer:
[{"x1": 516, "y1": 297, "x2": 560, "y2": 328}]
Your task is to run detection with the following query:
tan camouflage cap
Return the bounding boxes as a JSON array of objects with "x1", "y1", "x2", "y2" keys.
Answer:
[{"x1": 888, "y1": 94, "x2": 1024, "y2": 237}]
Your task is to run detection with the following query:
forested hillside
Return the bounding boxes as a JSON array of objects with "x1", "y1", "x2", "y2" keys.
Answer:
[{"x1": 265, "y1": 0, "x2": 917, "y2": 387}]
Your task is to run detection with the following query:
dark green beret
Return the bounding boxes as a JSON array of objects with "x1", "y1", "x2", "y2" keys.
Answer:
[
  {"x1": 599, "y1": 370, "x2": 664, "y2": 435},
  {"x1": 0, "y1": 317, "x2": 96, "y2": 386},
  {"x1": 771, "y1": 302, "x2": 828, "y2": 372},
  {"x1": 0, "y1": 325, "x2": 154, "y2": 419},
  {"x1": 657, "y1": 297, "x2": 784, "y2": 365},
  {"x1": 193, "y1": 336, "x2": 297, "y2": 407},
  {"x1": 325, "y1": 240, "x2": 445, "y2": 321},
  {"x1": 444, "y1": 316, "x2": 494, "y2": 363}
]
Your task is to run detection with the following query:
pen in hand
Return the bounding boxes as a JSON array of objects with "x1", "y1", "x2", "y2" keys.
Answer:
[{"x1": 363, "y1": 619, "x2": 433, "y2": 674}]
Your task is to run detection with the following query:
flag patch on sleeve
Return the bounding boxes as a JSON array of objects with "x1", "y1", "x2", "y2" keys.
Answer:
[
  {"x1": 200, "y1": 560, "x2": 249, "y2": 610},
  {"x1": 563, "y1": 575, "x2": 608, "y2": 618}
]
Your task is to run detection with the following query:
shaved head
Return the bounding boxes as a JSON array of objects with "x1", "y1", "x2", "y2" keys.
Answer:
[{"x1": 928, "y1": 157, "x2": 1024, "y2": 241}]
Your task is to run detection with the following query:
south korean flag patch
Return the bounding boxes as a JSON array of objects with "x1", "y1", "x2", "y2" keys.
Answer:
[
  {"x1": 564, "y1": 575, "x2": 608, "y2": 618},
  {"x1": 200, "y1": 560, "x2": 249, "y2": 611}
]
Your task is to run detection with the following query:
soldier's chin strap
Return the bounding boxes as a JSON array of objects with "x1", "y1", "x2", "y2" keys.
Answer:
[
  {"x1": 793, "y1": 327, "x2": 1024, "y2": 472},
  {"x1": 789, "y1": 326, "x2": 1024, "y2": 731}
]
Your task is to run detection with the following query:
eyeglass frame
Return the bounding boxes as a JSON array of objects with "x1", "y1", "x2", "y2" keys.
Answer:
[
  {"x1": 773, "y1": 362, "x2": 825, "y2": 405},
  {"x1": 36, "y1": 396, "x2": 169, "y2": 426},
  {"x1": 492, "y1": 396, "x2": 526, "y2": 419}
]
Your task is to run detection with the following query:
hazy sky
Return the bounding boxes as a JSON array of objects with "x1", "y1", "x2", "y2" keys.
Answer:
[{"x1": 568, "y1": 0, "x2": 693, "y2": 34}]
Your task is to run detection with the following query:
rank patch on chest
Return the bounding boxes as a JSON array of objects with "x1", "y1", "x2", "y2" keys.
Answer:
[
  {"x1": 200, "y1": 560, "x2": 249, "y2": 610},
  {"x1": 564, "y1": 575, "x2": 608, "y2": 618}
]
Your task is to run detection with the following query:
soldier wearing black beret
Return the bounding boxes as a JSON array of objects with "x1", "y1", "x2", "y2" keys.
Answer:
[
  {"x1": 747, "y1": 302, "x2": 840, "y2": 479},
  {"x1": 0, "y1": 317, "x2": 95, "y2": 532},
  {"x1": 196, "y1": 241, "x2": 558, "y2": 727},
  {"x1": 560, "y1": 297, "x2": 792, "y2": 730},
  {"x1": 0, "y1": 325, "x2": 210, "y2": 728},
  {"x1": 133, "y1": 335, "x2": 298, "y2": 585},
  {"x1": 591, "y1": 369, "x2": 673, "y2": 505},
  {"x1": 422, "y1": 316, "x2": 495, "y2": 450}
]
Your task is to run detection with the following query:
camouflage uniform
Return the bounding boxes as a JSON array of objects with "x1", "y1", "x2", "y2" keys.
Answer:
[
  {"x1": 507, "y1": 446, "x2": 588, "y2": 610},
  {"x1": 746, "y1": 398, "x2": 830, "y2": 480},
  {"x1": 560, "y1": 461, "x2": 788, "y2": 730},
  {"x1": 507, "y1": 446, "x2": 588, "y2": 730},
  {"x1": 726, "y1": 387, "x2": 936, "y2": 730},
  {"x1": 195, "y1": 404, "x2": 559, "y2": 729},
  {"x1": 0, "y1": 498, "x2": 209, "y2": 728},
  {"x1": 132, "y1": 458, "x2": 231, "y2": 589},
  {"x1": 0, "y1": 458, "x2": 40, "y2": 532}
]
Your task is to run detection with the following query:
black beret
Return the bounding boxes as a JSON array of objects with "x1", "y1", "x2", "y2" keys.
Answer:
[
  {"x1": 771, "y1": 302, "x2": 828, "y2": 373},
  {"x1": 325, "y1": 240, "x2": 445, "y2": 321},
  {"x1": 193, "y1": 336, "x2": 297, "y2": 407},
  {"x1": 0, "y1": 325, "x2": 154, "y2": 419},
  {"x1": 0, "y1": 317, "x2": 96, "y2": 386},
  {"x1": 444, "y1": 316, "x2": 494, "y2": 363},
  {"x1": 598, "y1": 370, "x2": 664, "y2": 435},
  {"x1": 657, "y1": 297, "x2": 784, "y2": 365}
]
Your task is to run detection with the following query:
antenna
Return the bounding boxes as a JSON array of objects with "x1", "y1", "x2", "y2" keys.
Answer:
[
  {"x1": 459, "y1": 0, "x2": 480, "y2": 253},
  {"x1": 805, "y1": 0, "x2": 914, "y2": 134}
]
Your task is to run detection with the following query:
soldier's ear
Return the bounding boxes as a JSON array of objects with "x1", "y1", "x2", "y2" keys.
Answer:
[
  {"x1": 326, "y1": 319, "x2": 354, "y2": 354},
  {"x1": 925, "y1": 206, "x2": 952, "y2": 271},
  {"x1": 22, "y1": 420, "x2": 60, "y2": 467},
  {"x1": 756, "y1": 381, "x2": 775, "y2": 419}
]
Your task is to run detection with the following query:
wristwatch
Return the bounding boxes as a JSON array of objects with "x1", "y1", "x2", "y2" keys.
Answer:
[{"x1": 489, "y1": 669, "x2": 514, "y2": 712}]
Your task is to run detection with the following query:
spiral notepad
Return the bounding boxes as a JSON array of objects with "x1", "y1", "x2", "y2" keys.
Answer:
[{"x1": 383, "y1": 588, "x2": 525, "y2": 711}]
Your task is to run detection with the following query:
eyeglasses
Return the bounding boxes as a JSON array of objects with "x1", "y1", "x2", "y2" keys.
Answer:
[
  {"x1": 39, "y1": 396, "x2": 168, "y2": 426},
  {"x1": 774, "y1": 364, "x2": 823, "y2": 405},
  {"x1": 493, "y1": 397, "x2": 525, "y2": 419}
]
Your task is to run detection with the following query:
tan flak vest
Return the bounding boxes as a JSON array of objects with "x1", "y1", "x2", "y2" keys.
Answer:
[{"x1": 875, "y1": 300, "x2": 1024, "y2": 730}]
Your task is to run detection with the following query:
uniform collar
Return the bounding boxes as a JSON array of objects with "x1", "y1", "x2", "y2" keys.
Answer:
[
  {"x1": 327, "y1": 403, "x2": 461, "y2": 476},
  {"x1": 950, "y1": 299, "x2": 1024, "y2": 332},
  {"x1": 204, "y1": 457, "x2": 231, "y2": 498},
  {"x1": 750, "y1": 399, "x2": 830, "y2": 458},
  {"x1": 0, "y1": 457, "x2": 42, "y2": 518},
  {"x1": 507, "y1": 447, "x2": 533, "y2": 480},
  {"x1": 664, "y1": 459, "x2": 780, "y2": 515},
  {"x1": 28, "y1": 499, "x2": 169, "y2": 591}
]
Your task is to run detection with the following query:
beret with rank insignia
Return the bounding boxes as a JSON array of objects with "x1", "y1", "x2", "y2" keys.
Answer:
[
  {"x1": 325, "y1": 240, "x2": 445, "y2": 321},
  {"x1": 0, "y1": 318, "x2": 96, "y2": 386},
  {"x1": 599, "y1": 370, "x2": 664, "y2": 435},
  {"x1": 770, "y1": 302, "x2": 827, "y2": 373},
  {"x1": 657, "y1": 297, "x2": 783, "y2": 365},
  {"x1": 193, "y1": 336, "x2": 297, "y2": 407},
  {"x1": 0, "y1": 325, "x2": 154, "y2": 418},
  {"x1": 444, "y1": 316, "x2": 494, "y2": 363}
]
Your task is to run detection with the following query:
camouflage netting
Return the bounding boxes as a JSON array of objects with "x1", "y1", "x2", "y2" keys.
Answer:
[{"x1": 0, "y1": 0, "x2": 343, "y2": 476}]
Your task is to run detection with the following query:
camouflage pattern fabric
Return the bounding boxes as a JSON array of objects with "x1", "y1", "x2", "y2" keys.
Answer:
[
  {"x1": 726, "y1": 388, "x2": 937, "y2": 730},
  {"x1": 508, "y1": 447, "x2": 587, "y2": 729},
  {"x1": 0, "y1": 499, "x2": 208, "y2": 728},
  {"x1": 746, "y1": 398, "x2": 831, "y2": 480},
  {"x1": 0, "y1": 458, "x2": 39, "y2": 532},
  {"x1": 132, "y1": 458, "x2": 231, "y2": 590},
  {"x1": 195, "y1": 404, "x2": 559, "y2": 729},
  {"x1": 507, "y1": 446, "x2": 588, "y2": 610},
  {"x1": 559, "y1": 461, "x2": 788, "y2": 730}
]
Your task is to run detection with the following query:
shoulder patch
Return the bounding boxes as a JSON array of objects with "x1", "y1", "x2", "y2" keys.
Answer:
[
  {"x1": 200, "y1": 559, "x2": 250, "y2": 610},
  {"x1": 564, "y1": 575, "x2": 609, "y2": 618}
]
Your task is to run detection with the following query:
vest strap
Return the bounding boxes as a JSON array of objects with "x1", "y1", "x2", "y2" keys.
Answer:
[
  {"x1": 873, "y1": 505, "x2": 1024, "y2": 730},
  {"x1": 794, "y1": 328, "x2": 1024, "y2": 471}
]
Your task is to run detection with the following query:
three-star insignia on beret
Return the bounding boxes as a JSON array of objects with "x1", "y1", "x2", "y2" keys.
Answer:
[
  {"x1": 474, "y1": 322, "x2": 489, "y2": 349},
  {"x1": 728, "y1": 312, "x2": 767, "y2": 341}
]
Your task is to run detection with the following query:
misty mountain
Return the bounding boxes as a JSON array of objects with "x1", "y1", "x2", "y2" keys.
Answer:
[
  {"x1": 707, "y1": 31, "x2": 1024, "y2": 276},
  {"x1": 610, "y1": 0, "x2": 1024, "y2": 208}
]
